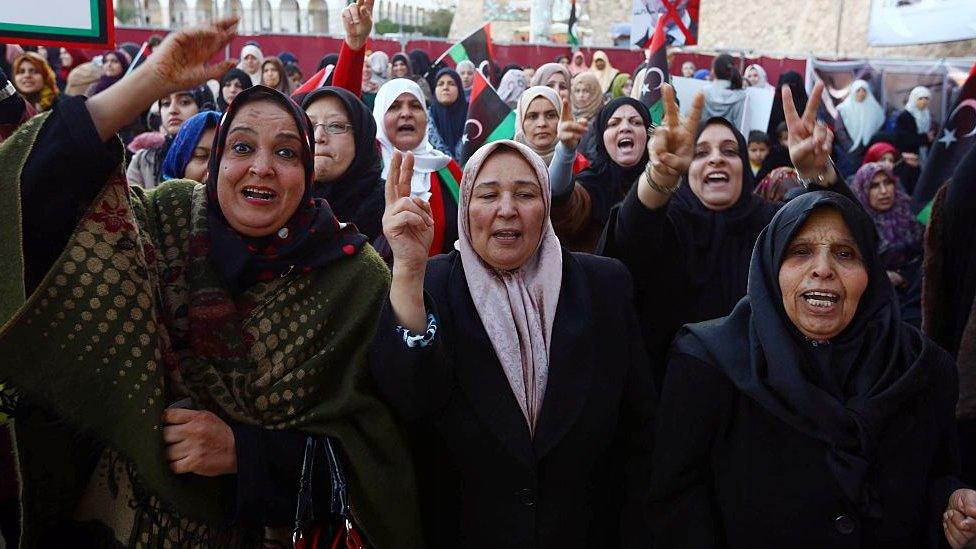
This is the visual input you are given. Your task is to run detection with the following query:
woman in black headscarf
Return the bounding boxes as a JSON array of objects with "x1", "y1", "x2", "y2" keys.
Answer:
[
  {"x1": 598, "y1": 85, "x2": 793, "y2": 381},
  {"x1": 767, "y1": 70, "x2": 807, "y2": 136},
  {"x1": 301, "y1": 86, "x2": 386, "y2": 242},
  {"x1": 408, "y1": 48, "x2": 434, "y2": 89},
  {"x1": 217, "y1": 67, "x2": 253, "y2": 112},
  {"x1": 552, "y1": 96, "x2": 650, "y2": 252},
  {"x1": 427, "y1": 67, "x2": 468, "y2": 161},
  {"x1": 649, "y1": 187, "x2": 974, "y2": 547},
  {"x1": 390, "y1": 52, "x2": 433, "y2": 103}
]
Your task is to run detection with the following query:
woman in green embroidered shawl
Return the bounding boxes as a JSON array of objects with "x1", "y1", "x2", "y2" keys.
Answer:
[{"x1": 0, "y1": 17, "x2": 420, "y2": 548}]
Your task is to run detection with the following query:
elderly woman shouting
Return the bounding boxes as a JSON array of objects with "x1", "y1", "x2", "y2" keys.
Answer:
[
  {"x1": 0, "y1": 18, "x2": 418, "y2": 547},
  {"x1": 647, "y1": 77, "x2": 976, "y2": 548},
  {"x1": 370, "y1": 141, "x2": 656, "y2": 547}
]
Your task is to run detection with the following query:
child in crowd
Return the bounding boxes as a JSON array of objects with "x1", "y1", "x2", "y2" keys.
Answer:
[{"x1": 747, "y1": 130, "x2": 769, "y2": 176}]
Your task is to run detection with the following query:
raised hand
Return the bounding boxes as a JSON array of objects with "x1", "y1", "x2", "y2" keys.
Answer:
[
  {"x1": 945, "y1": 489, "x2": 976, "y2": 548},
  {"x1": 145, "y1": 18, "x2": 239, "y2": 96},
  {"x1": 87, "y1": 18, "x2": 239, "y2": 141},
  {"x1": 342, "y1": 0, "x2": 375, "y2": 51},
  {"x1": 647, "y1": 83, "x2": 704, "y2": 186},
  {"x1": 383, "y1": 151, "x2": 433, "y2": 333},
  {"x1": 783, "y1": 80, "x2": 835, "y2": 184},
  {"x1": 557, "y1": 97, "x2": 589, "y2": 150},
  {"x1": 383, "y1": 151, "x2": 434, "y2": 270}
]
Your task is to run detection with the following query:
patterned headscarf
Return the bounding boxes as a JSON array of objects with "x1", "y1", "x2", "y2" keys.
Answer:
[
  {"x1": 850, "y1": 162, "x2": 923, "y2": 267},
  {"x1": 205, "y1": 85, "x2": 366, "y2": 293}
]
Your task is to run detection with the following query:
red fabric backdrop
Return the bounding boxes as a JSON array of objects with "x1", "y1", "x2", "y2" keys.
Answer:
[{"x1": 101, "y1": 27, "x2": 806, "y2": 89}]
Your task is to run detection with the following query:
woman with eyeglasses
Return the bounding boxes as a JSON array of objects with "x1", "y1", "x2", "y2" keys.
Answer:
[{"x1": 303, "y1": 86, "x2": 387, "y2": 243}]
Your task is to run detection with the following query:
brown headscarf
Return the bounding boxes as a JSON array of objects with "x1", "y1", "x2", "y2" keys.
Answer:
[
  {"x1": 571, "y1": 72, "x2": 604, "y2": 121},
  {"x1": 514, "y1": 86, "x2": 562, "y2": 165},
  {"x1": 458, "y1": 140, "x2": 563, "y2": 435}
]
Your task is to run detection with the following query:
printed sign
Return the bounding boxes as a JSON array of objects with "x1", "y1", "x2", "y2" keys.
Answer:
[{"x1": 0, "y1": 0, "x2": 114, "y2": 48}]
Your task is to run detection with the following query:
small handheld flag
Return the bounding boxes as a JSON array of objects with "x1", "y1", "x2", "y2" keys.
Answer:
[
  {"x1": 460, "y1": 70, "x2": 516, "y2": 166},
  {"x1": 638, "y1": 17, "x2": 669, "y2": 124}
]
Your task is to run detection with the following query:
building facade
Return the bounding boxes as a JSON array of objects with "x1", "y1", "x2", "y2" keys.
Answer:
[{"x1": 115, "y1": 0, "x2": 436, "y2": 35}]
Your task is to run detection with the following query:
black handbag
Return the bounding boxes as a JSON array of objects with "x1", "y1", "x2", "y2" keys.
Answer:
[{"x1": 293, "y1": 436, "x2": 367, "y2": 549}]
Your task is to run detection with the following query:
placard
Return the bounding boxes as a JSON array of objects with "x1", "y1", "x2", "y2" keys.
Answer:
[
  {"x1": 0, "y1": 0, "x2": 114, "y2": 49},
  {"x1": 869, "y1": 0, "x2": 976, "y2": 46}
]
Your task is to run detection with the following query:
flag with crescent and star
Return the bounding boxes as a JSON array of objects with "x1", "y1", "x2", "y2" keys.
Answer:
[
  {"x1": 433, "y1": 23, "x2": 494, "y2": 70},
  {"x1": 638, "y1": 16, "x2": 669, "y2": 124},
  {"x1": 913, "y1": 63, "x2": 976, "y2": 222},
  {"x1": 460, "y1": 70, "x2": 516, "y2": 166}
]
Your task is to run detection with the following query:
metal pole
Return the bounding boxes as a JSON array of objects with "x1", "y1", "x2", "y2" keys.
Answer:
[{"x1": 834, "y1": 0, "x2": 844, "y2": 58}]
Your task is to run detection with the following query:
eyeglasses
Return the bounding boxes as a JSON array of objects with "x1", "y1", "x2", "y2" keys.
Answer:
[{"x1": 312, "y1": 122, "x2": 354, "y2": 136}]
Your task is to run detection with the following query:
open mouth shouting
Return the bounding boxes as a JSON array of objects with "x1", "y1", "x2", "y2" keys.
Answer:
[
  {"x1": 241, "y1": 185, "x2": 279, "y2": 205},
  {"x1": 801, "y1": 289, "x2": 841, "y2": 313},
  {"x1": 491, "y1": 228, "x2": 522, "y2": 245},
  {"x1": 704, "y1": 170, "x2": 731, "y2": 187},
  {"x1": 396, "y1": 122, "x2": 417, "y2": 138},
  {"x1": 616, "y1": 136, "x2": 636, "y2": 154}
]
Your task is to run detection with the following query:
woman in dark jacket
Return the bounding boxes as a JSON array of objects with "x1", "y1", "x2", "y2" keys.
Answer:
[
  {"x1": 649, "y1": 188, "x2": 975, "y2": 548},
  {"x1": 371, "y1": 140, "x2": 656, "y2": 548},
  {"x1": 302, "y1": 86, "x2": 386, "y2": 242},
  {"x1": 598, "y1": 85, "x2": 786, "y2": 383}
]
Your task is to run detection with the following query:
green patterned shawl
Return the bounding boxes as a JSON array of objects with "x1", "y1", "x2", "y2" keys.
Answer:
[{"x1": 0, "y1": 113, "x2": 421, "y2": 547}]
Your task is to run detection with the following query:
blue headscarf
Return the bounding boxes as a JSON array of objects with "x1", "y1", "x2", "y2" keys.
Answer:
[
  {"x1": 161, "y1": 110, "x2": 222, "y2": 181},
  {"x1": 428, "y1": 68, "x2": 468, "y2": 157}
]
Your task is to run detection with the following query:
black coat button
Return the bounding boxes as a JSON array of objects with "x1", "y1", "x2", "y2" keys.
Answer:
[
  {"x1": 518, "y1": 488, "x2": 535, "y2": 506},
  {"x1": 834, "y1": 515, "x2": 855, "y2": 535}
]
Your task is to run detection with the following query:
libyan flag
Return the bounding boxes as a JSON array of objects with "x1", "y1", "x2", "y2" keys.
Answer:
[
  {"x1": 460, "y1": 70, "x2": 516, "y2": 166},
  {"x1": 439, "y1": 23, "x2": 493, "y2": 68},
  {"x1": 912, "y1": 62, "x2": 976, "y2": 224},
  {"x1": 638, "y1": 17, "x2": 669, "y2": 124},
  {"x1": 568, "y1": 0, "x2": 579, "y2": 46}
]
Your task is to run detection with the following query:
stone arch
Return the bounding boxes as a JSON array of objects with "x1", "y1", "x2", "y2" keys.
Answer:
[
  {"x1": 253, "y1": 0, "x2": 272, "y2": 31},
  {"x1": 308, "y1": 0, "x2": 328, "y2": 33},
  {"x1": 170, "y1": 0, "x2": 190, "y2": 26},
  {"x1": 114, "y1": 0, "x2": 139, "y2": 25},
  {"x1": 222, "y1": 0, "x2": 243, "y2": 18},
  {"x1": 145, "y1": 0, "x2": 163, "y2": 25},
  {"x1": 280, "y1": 0, "x2": 300, "y2": 32},
  {"x1": 195, "y1": 0, "x2": 214, "y2": 23}
]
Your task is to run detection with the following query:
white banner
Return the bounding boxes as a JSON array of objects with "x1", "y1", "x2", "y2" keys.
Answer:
[{"x1": 869, "y1": 0, "x2": 976, "y2": 46}]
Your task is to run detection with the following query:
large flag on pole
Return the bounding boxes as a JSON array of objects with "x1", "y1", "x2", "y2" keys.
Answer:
[
  {"x1": 638, "y1": 17, "x2": 669, "y2": 124},
  {"x1": 435, "y1": 23, "x2": 493, "y2": 68},
  {"x1": 567, "y1": 0, "x2": 579, "y2": 46},
  {"x1": 460, "y1": 70, "x2": 516, "y2": 165},
  {"x1": 913, "y1": 63, "x2": 976, "y2": 223}
]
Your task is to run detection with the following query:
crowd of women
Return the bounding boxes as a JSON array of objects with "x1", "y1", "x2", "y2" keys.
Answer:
[{"x1": 1, "y1": 5, "x2": 976, "y2": 548}]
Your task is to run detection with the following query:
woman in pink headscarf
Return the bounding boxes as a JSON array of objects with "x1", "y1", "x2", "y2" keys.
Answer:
[{"x1": 371, "y1": 140, "x2": 655, "y2": 547}]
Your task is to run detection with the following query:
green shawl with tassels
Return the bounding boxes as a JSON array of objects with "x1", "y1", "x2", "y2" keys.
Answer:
[{"x1": 0, "y1": 112, "x2": 422, "y2": 547}]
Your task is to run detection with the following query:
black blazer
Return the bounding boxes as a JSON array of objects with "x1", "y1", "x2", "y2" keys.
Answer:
[
  {"x1": 649, "y1": 351, "x2": 963, "y2": 549},
  {"x1": 370, "y1": 250, "x2": 656, "y2": 549}
]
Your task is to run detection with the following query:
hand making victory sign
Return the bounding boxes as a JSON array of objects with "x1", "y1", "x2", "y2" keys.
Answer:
[
  {"x1": 637, "y1": 83, "x2": 704, "y2": 210},
  {"x1": 342, "y1": 0, "x2": 375, "y2": 51},
  {"x1": 383, "y1": 151, "x2": 434, "y2": 333},
  {"x1": 783, "y1": 80, "x2": 837, "y2": 186}
]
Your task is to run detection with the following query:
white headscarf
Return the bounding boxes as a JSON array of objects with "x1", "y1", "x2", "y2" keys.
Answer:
[
  {"x1": 458, "y1": 140, "x2": 562, "y2": 434},
  {"x1": 498, "y1": 69, "x2": 528, "y2": 109},
  {"x1": 368, "y1": 51, "x2": 390, "y2": 87},
  {"x1": 456, "y1": 60, "x2": 476, "y2": 90},
  {"x1": 589, "y1": 51, "x2": 619, "y2": 92},
  {"x1": 238, "y1": 44, "x2": 264, "y2": 85},
  {"x1": 838, "y1": 80, "x2": 886, "y2": 152},
  {"x1": 373, "y1": 78, "x2": 451, "y2": 200},
  {"x1": 514, "y1": 86, "x2": 562, "y2": 165},
  {"x1": 905, "y1": 86, "x2": 932, "y2": 135},
  {"x1": 744, "y1": 64, "x2": 772, "y2": 89}
]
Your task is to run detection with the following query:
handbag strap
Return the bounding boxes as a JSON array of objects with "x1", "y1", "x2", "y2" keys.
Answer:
[
  {"x1": 293, "y1": 436, "x2": 318, "y2": 546},
  {"x1": 323, "y1": 437, "x2": 349, "y2": 519}
]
